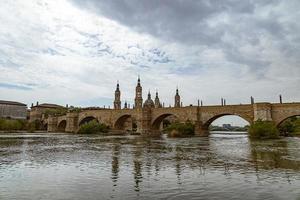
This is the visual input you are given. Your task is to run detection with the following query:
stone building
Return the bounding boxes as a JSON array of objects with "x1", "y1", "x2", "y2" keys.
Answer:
[
  {"x1": 0, "y1": 100, "x2": 27, "y2": 119},
  {"x1": 29, "y1": 102, "x2": 63, "y2": 122}
]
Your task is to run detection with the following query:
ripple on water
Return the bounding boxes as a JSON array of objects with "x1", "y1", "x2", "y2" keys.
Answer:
[{"x1": 0, "y1": 133, "x2": 299, "y2": 200}]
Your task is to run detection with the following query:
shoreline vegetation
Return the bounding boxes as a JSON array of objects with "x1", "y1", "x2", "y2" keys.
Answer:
[
  {"x1": 0, "y1": 118, "x2": 48, "y2": 133},
  {"x1": 164, "y1": 121, "x2": 195, "y2": 137},
  {"x1": 248, "y1": 120, "x2": 279, "y2": 139},
  {"x1": 0, "y1": 118, "x2": 28, "y2": 132},
  {"x1": 278, "y1": 116, "x2": 300, "y2": 137},
  {"x1": 77, "y1": 120, "x2": 110, "y2": 134}
]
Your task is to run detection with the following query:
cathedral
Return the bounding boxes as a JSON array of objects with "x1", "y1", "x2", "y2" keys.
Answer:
[{"x1": 113, "y1": 77, "x2": 181, "y2": 109}]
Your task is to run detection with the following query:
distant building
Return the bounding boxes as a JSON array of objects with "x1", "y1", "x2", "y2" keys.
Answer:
[
  {"x1": 222, "y1": 124, "x2": 232, "y2": 129},
  {"x1": 29, "y1": 102, "x2": 63, "y2": 122},
  {"x1": 0, "y1": 100, "x2": 27, "y2": 120}
]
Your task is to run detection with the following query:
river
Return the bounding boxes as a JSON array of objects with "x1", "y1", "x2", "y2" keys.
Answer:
[{"x1": 0, "y1": 132, "x2": 299, "y2": 200}]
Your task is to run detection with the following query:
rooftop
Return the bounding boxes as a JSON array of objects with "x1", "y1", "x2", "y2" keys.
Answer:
[
  {"x1": 0, "y1": 100, "x2": 27, "y2": 106},
  {"x1": 33, "y1": 103, "x2": 63, "y2": 108}
]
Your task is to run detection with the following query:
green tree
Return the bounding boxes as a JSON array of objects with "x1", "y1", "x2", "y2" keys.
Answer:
[
  {"x1": 278, "y1": 116, "x2": 300, "y2": 136},
  {"x1": 279, "y1": 120, "x2": 295, "y2": 136},
  {"x1": 248, "y1": 120, "x2": 279, "y2": 139},
  {"x1": 0, "y1": 119, "x2": 27, "y2": 131},
  {"x1": 44, "y1": 108, "x2": 68, "y2": 117},
  {"x1": 165, "y1": 121, "x2": 195, "y2": 137},
  {"x1": 77, "y1": 120, "x2": 109, "y2": 134}
]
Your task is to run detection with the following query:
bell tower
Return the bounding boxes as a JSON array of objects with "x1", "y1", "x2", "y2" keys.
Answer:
[
  {"x1": 174, "y1": 87, "x2": 181, "y2": 108},
  {"x1": 114, "y1": 81, "x2": 121, "y2": 109},
  {"x1": 154, "y1": 90, "x2": 161, "y2": 108},
  {"x1": 134, "y1": 76, "x2": 143, "y2": 109}
]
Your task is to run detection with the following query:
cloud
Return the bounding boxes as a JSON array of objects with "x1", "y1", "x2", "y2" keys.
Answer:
[
  {"x1": 0, "y1": 0, "x2": 299, "y2": 117},
  {"x1": 70, "y1": 0, "x2": 300, "y2": 77},
  {"x1": 0, "y1": 83, "x2": 33, "y2": 91}
]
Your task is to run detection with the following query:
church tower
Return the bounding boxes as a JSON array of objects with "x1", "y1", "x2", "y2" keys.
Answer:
[
  {"x1": 134, "y1": 76, "x2": 143, "y2": 109},
  {"x1": 154, "y1": 90, "x2": 161, "y2": 108},
  {"x1": 114, "y1": 81, "x2": 121, "y2": 109},
  {"x1": 174, "y1": 88, "x2": 181, "y2": 107}
]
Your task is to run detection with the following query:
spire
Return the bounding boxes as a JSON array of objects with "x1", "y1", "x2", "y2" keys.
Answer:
[
  {"x1": 154, "y1": 89, "x2": 161, "y2": 108},
  {"x1": 148, "y1": 90, "x2": 151, "y2": 99},
  {"x1": 137, "y1": 75, "x2": 141, "y2": 87},
  {"x1": 115, "y1": 80, "x2": 120, "y2": 91}
]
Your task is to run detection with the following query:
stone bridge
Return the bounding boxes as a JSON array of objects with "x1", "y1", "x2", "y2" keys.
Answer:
[{"x1": 47, "y1": 102, "x2": 300, "y2": 136}]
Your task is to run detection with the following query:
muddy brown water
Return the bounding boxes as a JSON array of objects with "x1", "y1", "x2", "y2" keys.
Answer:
[{"x1": 0, "y1": 132, "x2": 299, "y2": 200}]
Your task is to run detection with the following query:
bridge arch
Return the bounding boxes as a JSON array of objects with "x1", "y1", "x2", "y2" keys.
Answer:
[
  {"x1": 276, "y1": 115, "x2": 300, "y2": 136},
  {"x1": 276, "y1": 115, "x2": 300, "y2": 127},
  {"x1": 203, "y1": 113, "x2": 252, "y2": 130},
  {"x1": 152, "y1": 113, "x2": 179, "y2": 130},
  {"x1": 79, "y1": 116, "x2": 99, "y2": 126},
  {"x1": 57, "y1": 120, "x2": 67, "y2": 132},
  {"x1": 114, "y1": 114, "x2": 133, "y2": 130}
]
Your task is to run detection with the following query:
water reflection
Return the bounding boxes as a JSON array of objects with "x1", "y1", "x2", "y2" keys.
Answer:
[
  {"x1": 111, "y1": 143, "x2": 120, "y2": 187},
  {"x1": 0, "y1": 133, "x2": 299, "y2": 200},
  {"x1": 132, "y1": 141, "x2": 143, "y2": 192},
  {"x1": 250, "y1": 139, "x2": 300, "y2": 170}
]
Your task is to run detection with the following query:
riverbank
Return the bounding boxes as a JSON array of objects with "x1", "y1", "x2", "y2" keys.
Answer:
[
  {"x1": 0, "y1": 130, "x2": 47, "y2": 134},
  {"x1": 0, "y1": 130, "x2": 140, "y2": 136}
]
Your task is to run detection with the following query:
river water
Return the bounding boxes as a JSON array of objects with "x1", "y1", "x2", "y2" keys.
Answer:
[{"x1": 0, "y1": 132, "x2": 299, "y2": 200}]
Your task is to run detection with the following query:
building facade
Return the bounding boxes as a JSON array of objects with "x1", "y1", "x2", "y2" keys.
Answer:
[
  {"x1": 0, "y1": 100, "x2": 27, "y2": 120},
  {"x1": 29, "y1": 102, "x2": 64, "y2": 122}
]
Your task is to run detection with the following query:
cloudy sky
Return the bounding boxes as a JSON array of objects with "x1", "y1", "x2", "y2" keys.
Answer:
[{"x1": 0, "y1": 0, "x2": 299, "y2": 125}]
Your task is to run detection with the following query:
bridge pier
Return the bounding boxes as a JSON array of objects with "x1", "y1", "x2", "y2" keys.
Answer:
[
  {"x1": 194, "y1": 121, "x2": 209, "y2": 137},
  {"x1": 66, "y1": 112, "x2": 79, "y2": 133},
  {"x1": 253, "y1": 103, "x2": 272, "y2": 121},
  {"x1": 47, "y1": 116, "x2": 58, "y2": 132}
]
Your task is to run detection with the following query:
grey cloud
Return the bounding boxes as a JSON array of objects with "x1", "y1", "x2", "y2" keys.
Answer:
[
  {"x1": 70, "y1": 0, "x2": 274, "y2": 45},
  {"x1": 70, "y1": 0, "x2": 300, "y2": 78}
]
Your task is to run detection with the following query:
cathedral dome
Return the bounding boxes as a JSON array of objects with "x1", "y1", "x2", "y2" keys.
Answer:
[
  {"x1": 144, "y1": 99, "x2": 155, "y2": 108},
  {"x1": 143, "y1": 91, "x2": 155, "y2": 108}
]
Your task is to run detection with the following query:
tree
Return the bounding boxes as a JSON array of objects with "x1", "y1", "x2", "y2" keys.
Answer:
[
  {"x1": 165, "y1": 121, "x2": 195, "y2": 137},
  {"x1": 77, "y1": 120, "x2": 109, "y2": 134},
  {"x1": 248, "y1": 120, "x2": 279, "y2": 139}
]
